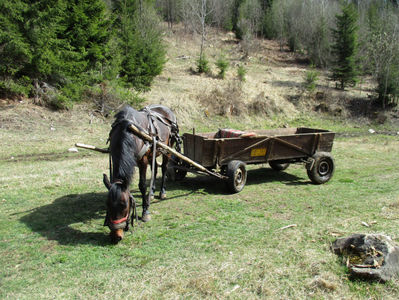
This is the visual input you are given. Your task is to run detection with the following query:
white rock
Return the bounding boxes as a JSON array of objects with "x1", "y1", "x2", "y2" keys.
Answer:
[
  {"x1": 368, "y1": 129, "x2": 375, "y2": 134},
  {"x1": 68, "y1": 147, "x2": 78, "y2": 153}
]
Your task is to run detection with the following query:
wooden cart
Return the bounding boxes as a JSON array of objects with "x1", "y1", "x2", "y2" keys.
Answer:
[{"x1": 170, "y1": 127, "x2": 335, "y2": 193}]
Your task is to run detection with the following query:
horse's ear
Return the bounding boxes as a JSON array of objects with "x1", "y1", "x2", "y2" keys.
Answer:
[{"x1": 103, "y1": 174, "x2": 111, "y2": 190}]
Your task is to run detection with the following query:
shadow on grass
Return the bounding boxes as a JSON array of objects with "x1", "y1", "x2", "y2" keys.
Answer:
[
  {"x1": 164, "y1": 166, "x2": 308, "y2": 195},
  {"x1": 20, "y1": 192, "x2": 110, "y2": 246},
  {"x1": 19, "y1": 188, "x2": 198, "y2": 246},
  {"x1": 247, "y1": 167, "x2": 309, "y2": 186},
  {"x1": 19, "y1": 168, "x2": 308, "y2": 246}
]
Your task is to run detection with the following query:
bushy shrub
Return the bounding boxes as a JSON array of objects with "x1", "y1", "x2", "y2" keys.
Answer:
[
  {"x1": 0, "y1": 77, "x2": 32, "y2": 98},
  {"x1": 197, "y1": 55, "x2": 210, "y2": 74},
  {"x1": 304, "y1": 65, "x2": 319, "y2": 92},
  {"x1": 237, "y1": 65, "x2": 247, "y2": 82},
  {"x1": 198, "y1": 81, "x2": 245, "y2": 116},
  {"x1": 84, "y1": 81, "x2": 145, "y2": 116},
  {"x1": 215, "y1": 54, "x2": 229, "y2": 79},
  {"x1": 376, "y1": 67, "x2": 399, "y2": 107}
]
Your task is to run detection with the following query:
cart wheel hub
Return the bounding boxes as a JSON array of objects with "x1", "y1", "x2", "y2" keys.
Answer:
[
  {"x1": 318, "y1": 161, "x2": 330, "y2": 176},
  {"x1": 235, "y1": 169, "x2": 243, "y2": 184}
]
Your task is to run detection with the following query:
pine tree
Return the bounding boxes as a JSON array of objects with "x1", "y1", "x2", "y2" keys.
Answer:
[
  {"x1": 115, "y1": 0, "x2": 166, "y2": 91},
  {"x1": 0, "y1": 0, "x2": 32, "y2": 96},
  {"x1": 63, "y1": 0, "x2": 111, "y2": 71},
  {"x1": 0, "y1": 0, "x2": 112, "y2": 99},
  {"x1": 331, "y1": 3, "x2": 358, "y2": 90},
  {"x1": 232, "y1": 0, "x2": 245, "y2": 39}
]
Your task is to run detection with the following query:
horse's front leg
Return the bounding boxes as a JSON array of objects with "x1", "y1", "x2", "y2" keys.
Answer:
[
  {"x1": 159, "y1": 154, "x2": 168, "y2": 200},
  {"x1": 138, "y1": 159, "x2": 151, "y2": 222}
]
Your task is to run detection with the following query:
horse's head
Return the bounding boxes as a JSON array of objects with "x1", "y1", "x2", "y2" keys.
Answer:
[{"x1": 103, "y1": 174, "x2": 132, "y2": 243}]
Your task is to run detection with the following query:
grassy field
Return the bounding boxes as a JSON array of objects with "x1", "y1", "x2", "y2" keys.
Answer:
[{"x1": 1, "y1": 103, "x2": 399, "y2": 299}]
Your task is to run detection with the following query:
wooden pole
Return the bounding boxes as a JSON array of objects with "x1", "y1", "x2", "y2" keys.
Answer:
[
  {"x1": 128, "y1": 124, "x2": 226, "y2": 179},
  {"x1": 75, "y1": 143, "x2": 109, "y2": 153}
]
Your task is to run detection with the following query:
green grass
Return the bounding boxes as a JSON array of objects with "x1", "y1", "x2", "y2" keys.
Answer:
[{"x1": 1, "y1": 107, "x2": 399, "y2": 299}]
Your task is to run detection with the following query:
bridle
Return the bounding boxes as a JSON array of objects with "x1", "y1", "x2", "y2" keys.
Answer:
[{"x1": 105, "y1": 180, "x2": 138, "y2": 232}]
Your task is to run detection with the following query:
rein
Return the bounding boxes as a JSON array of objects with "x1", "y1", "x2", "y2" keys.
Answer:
[{"x1": 148, "y1": 136, "x2": 157, "y2": 205}]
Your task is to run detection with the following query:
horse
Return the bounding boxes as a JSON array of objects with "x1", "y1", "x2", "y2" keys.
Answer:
[{"x1": 102, "y1": 104, "x2": 181, "y2": 243}]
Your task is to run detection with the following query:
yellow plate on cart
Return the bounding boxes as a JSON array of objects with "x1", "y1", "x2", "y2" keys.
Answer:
[{"x1": 250, "y1": 148, "x2": 267, "y2": 157}]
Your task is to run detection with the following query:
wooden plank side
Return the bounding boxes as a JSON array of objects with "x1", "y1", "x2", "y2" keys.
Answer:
[
  {"x1": 183, "y1": 133, "x2": 195, "y2": 160},
  {"x1": 269, "y1": 135, "x2": 314, "y2": 159},
  {"x1": 182, "y1": 133, "x2": 217, "y2": 167},
  {"x1": 200, "y1": 139, "x2": 217, "y2": 167},
  {"x1": 218, "y1": 137, "x2": 270, "y2": 164},
  {"x1": 317, "y1": 132, "x2": 335, "y2": 152}
]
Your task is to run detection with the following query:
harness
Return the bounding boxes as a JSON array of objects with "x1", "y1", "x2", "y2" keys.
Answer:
[
  {"x1": 137, "y1": 106, "x2": 181, "y2": 159},
  {"x1": 105, "y1": 105, "x2": 182, "y2": 231}
]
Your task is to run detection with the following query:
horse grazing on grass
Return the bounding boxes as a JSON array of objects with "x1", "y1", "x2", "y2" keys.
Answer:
[{"x1": 103, "y1": 104, "x2": 181, "y2": 243}]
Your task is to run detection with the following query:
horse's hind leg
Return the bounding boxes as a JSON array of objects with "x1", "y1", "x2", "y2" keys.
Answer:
[
  {"x1": 159, "y1": 154, "x2": 168, "y2": 200},
  {"x1": 138, "y1": 159, "x2": 151, "y2": 222}
]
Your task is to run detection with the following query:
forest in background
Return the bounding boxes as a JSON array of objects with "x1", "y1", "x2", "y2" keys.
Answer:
[{"x1": 0, "y1": 0, "x2": 398, "y2": 110}]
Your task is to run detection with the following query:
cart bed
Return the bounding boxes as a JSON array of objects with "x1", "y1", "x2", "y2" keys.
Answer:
[{"x1": 183, "y1": 127, "x2": 335, "y2": 168}]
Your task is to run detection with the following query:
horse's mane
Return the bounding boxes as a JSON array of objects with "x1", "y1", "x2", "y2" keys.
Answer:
[{"x1": 109, "y1": 106, "x2": 138, "y2": 188}]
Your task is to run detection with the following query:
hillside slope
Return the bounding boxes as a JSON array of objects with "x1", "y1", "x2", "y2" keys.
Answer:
[
  {"x1": 1, "y1": 24, "x2": 397, "y2": 133},
  {"x1": 144, "y1": 24, "x2": 390, "y2": 129}
]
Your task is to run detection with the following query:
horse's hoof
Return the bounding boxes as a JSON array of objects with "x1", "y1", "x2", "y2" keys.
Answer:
[
  {"x1": 160, "y1": 193, "x2": 167, "y2": 200},
  {"x1": 147, "y1": 194, "x2": 154, "y2": 201},
  {"x1": 142, "y1": 213, "x2": 152, "y2": 222}
]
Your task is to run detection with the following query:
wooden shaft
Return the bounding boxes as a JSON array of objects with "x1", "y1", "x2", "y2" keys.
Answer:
[
  {"x1": 129, "y1": 124, "x2": 224, "y2": 178},
  {"x1": 75, "y1": 143, "x2": 109, "y2": 153}
]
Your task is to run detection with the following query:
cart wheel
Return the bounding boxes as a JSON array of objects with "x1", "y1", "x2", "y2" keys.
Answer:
[
  {"x1": 167, "y1": 155, "x2": 187, "y2": 181},
  {"x1": 307, "y1": 152, "x2": 335, "y2": 184},
  {"x1": 226, "y1": 160, "x2": 247, "y2": 193},
  {"x1": 269, "y1": 161, "x2": 290, "y2": 171}
]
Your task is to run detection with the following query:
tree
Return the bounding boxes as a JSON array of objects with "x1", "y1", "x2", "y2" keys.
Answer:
[
  {"x1": 115, "y1": 0, "x2": 166, "y2": 91},
  {"x1": 365, "y1": 3, "x2": 399, "y2": 107},
  {"x1": 0, "y1": 0, "x2": 32, "y2": 96},
  {"x1": 0, "y1": 0, "x2": 112, "y2": 101},
  {"x1": 237, "y1": 0, "x2": 262, "y2": 56},
  {"x1": 180, "y1": 0, "x2": 214, "y2": 73},
  {"x1": 331, "y1": 2, "x2": 359, "y2": 89},
  {"x1": 156, "y1": 0, "x2": 181, "y2": 28}
]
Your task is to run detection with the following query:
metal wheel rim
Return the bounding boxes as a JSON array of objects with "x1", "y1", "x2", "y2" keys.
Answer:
[
  {"x1": 318, "y1": 160, "x2": 330, "y2": 176},
  {"x1": 235, "y1": 168, "x2": 244, "y2": 188}
]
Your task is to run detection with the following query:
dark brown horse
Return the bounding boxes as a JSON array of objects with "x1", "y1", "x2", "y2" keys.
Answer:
[{"x1": 103, "y1": 104, "x2": 181, "y2": 243}]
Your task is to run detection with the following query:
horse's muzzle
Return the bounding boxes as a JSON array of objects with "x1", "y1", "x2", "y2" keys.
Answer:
[{"x1": 110, "y1": 229, "x2": 124, "y2": 243}]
